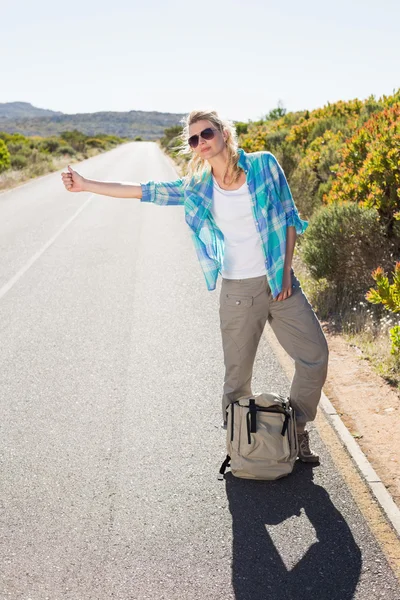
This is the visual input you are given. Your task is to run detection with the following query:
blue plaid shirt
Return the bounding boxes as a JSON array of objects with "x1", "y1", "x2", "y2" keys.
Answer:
[{"x1": 140, "y1": 148, "x2": 308, "y2": 298}]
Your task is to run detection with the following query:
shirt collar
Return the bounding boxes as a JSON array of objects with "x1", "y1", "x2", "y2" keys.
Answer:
[
  {"x1": 237, "y1": 147, "x2": 248, "y2": 171},
  {"x1": 186, "y1": 147, "x2": 249, "y2": 195}
]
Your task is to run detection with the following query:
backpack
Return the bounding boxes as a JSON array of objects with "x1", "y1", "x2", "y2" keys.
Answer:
[{"x1": 218, "y1": 393, "x2": 298, "y2": 480}]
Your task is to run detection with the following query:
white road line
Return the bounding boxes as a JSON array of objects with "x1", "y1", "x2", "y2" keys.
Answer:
[{"x1": 0, "y1": 195, "x2": 94, "y2": 301}]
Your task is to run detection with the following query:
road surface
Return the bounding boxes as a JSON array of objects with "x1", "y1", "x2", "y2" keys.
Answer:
[{"x1": 0, "y1": 142, "x2": 399, "y2": 599}]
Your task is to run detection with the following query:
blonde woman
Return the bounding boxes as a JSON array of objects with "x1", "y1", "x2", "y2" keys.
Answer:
[{"x1": 61, "y1": 109, "x2": 329, "y2": 463}]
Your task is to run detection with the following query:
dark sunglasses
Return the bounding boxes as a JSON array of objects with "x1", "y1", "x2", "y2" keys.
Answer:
[{"x1": 188, "y1": 127, "x2": 219, "y2": 149}]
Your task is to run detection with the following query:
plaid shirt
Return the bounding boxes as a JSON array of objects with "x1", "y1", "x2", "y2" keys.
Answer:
[{"x1": 140, "y1": 148, "x2": 308, "y2": 298}]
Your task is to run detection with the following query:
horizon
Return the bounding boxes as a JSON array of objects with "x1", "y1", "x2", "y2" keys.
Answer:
[{"x1": 3, "y1": 85, "x2": 399, "y2": 124}]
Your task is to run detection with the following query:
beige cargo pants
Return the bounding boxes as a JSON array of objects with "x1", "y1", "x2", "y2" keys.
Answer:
[{"x1": 219, "y1": 271, "x2": 329, "y2": 432}]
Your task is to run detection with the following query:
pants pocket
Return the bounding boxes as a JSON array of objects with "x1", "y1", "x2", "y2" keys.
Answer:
[{"x1": 219, "y1": 294, "x2": 255, "y2": 355}]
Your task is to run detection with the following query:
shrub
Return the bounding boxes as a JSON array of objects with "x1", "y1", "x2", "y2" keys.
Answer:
[
  {"x1": 0, "y1": 139, "x2": 11, "y2": 173},
  {"x1": 6, "y1": 142, "x2": 30, "y2": 155},
  {"x1": 11, "y1": 153, "x2": 28, "y2": 170},
  {"x1": 55, "y1": 144, "x2": 76, "y2": 156},
  {"x1": 235, "y1": 122, "x2": 248, "y2": 136},
  {"x1": 238, "y1": 110, "x2": 306, "y2": 158},
  {"x1": 325, "y1": 103, "x2": 400, "y2": 237},
  {"x1": 60, "y1": 130, "x2": 88, "y2": 152},
  {"x1": 289, "y1": 167, "x2": 321, "y2": 219},
  {"x1": 86, "y1": 138, "x2": 107, "y2": 149},
  {"x1": 366, "y1": 263, "x2": 400, "y2": 313},
  {"x1": 95, "y1": 133, "x2": 124, "y2": 145},
  {"x1": 287, "y1": 98, "x2": 368, "y2": 148},
  {"x1": 366, "y1": 263, "x2": 400, "y2": 355},
  {"x1": 0, "y1": 132, "x2": 28, "y2": 145},
  {"x1": 38, "y1": 138, "x2": 61, "y2": 153},
  {"x1": 266, "y1": 103, "x2": 287, "y2": 121},
  {"x1": 300, "y1": 202, "x2": 395, "y2": 308},
  {"x1": 160, "y1": 125, "x2": 183, "y2": 148},
  {"x1": 289, "y1": 131, "x2": 345, "y2": 218}
]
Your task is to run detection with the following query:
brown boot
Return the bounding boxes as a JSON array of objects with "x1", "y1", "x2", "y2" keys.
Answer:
[{"x1": 297, "y1": 430, "x2": 320, "y2": 463}]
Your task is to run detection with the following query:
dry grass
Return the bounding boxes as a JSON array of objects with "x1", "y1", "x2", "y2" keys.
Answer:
[
  {"x1": 344, "y1": 329, "x2": 400, "y2": 388},
  {"x1": 0, "y1": 149, "x2": 101, "y2": 193}
]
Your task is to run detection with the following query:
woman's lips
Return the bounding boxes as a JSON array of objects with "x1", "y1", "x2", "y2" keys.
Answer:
[{"x1": 201, "y1": 147, "x2": 210, "y2": 152}]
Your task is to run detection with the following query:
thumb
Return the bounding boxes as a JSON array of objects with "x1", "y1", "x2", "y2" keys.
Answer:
[{"x1": 68, "y1": 165, "x2": 74, "y2": 173}]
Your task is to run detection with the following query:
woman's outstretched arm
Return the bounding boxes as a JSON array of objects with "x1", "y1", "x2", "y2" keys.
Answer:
[
  {"x1": 61, "y1": 165, "x2": 185, "y2": 205},
  {"x1": 61, "y1": 165, "x2": 143, "y2": 198}
]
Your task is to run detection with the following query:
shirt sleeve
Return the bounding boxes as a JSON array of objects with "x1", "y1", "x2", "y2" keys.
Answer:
[
  {"x1": 190, "y1": 233, "x2": 219, "y2": 291},
  {"x1": 264, "y1": 152, "x2": 308, "y2": 235},
  {"x1": 140, "y1": 178, "x2": 185, "y2": 206}
]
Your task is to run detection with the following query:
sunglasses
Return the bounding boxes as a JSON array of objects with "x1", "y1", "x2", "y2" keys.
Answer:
[{"x1": 188, "y1": 127, "x2": 219, "y2": 149}]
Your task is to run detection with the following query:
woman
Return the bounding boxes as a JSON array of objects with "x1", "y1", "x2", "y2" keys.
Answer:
[{"x1": 61, "y1": 109, "x2": 329, "y2": 463}]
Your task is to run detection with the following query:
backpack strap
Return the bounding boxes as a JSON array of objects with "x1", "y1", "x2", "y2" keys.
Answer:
[
  {"x1": 230, "y1": 403, "x2": 235, "y2": 441},
  {"x1": 281, "y1": 414, "x2": 289, "y2": 436},
  {"x1": 249, "y1": 398, "x2": 257, "y2": 433},
  {"x1": 218, "y1": 455, "x2": 231, "y2": 480}
]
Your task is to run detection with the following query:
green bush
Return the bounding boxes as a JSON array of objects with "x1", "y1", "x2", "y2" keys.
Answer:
[
  {"x1": 6, "y1": 142, "x2": 30, "y2": 155},
  {"x1": 366, "y1": 263, "x2": 400, "y2": 355},
  {"x1": 300, "y1": 202, "x2": 396, "y2": 306},
  {"x1": 38, "y1": 138, "x2": 61, "y2": 153},
  {"x1": 235, "y1": 121, "x2": 248, "y2": 136},
  {"x1": 0, "y1": 132, "x2": 28, "y2": 145},
  {"x1": 289, "y1": 130, "x2": 344, "y2": 218},
  {"x1": 0, "y1": 139, "x2": 11, "y2": 173},
  {"x1": 289, "y1": 167, "x2": 321, "y2": 219},
  {"x1": 266, "y1": 104, "x2": 287, "y2": 121},
  {"x1": 60, "y1": 130, "x2": 88, "y2": 152},
  {"x1": 11, "y1": 154, "x2": 28, "y2": 170},
  {"x1": 86, "y1": 138, "x2": 107, "y2": 149},
  {"x1": 0, "y1": 130, "x2": 122, "y2": 181},
  {"x1": 55, "y1": 144, "x2": 76, "y2": 156},
  {"x1": 325, "y1": 103, "x2": 400, "y2": 237},
  {"x1": 271, "y1": 142, "x2": 300, "y2": 183},
  {"x1": 160, "y1": 125, "x2": 183, "y2": 148}
]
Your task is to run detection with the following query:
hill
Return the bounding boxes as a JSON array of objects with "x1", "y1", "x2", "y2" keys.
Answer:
[
  {"x1": 0, "y1": 101, "x2": 63, "y2": 119},
  {"x1": 0, "y1": 102, "x2": 186, "y2": 140}
]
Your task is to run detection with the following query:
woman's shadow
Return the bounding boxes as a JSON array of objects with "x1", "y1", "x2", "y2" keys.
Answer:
[{"x1": 225, "y1": 462, "x2": 362, "y2": 600}]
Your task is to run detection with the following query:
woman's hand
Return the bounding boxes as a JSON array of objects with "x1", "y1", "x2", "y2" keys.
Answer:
[
  {"x1": 274, "y1": 269, "x2": 293, "y2": 301},
  {"x1": 61, "y1": 165, "x2": 85, "y2": 193}
]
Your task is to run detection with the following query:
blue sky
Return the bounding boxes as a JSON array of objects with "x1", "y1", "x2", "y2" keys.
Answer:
[{"x1": 2, "y1": 0, "x2": 399, "y2": 122}]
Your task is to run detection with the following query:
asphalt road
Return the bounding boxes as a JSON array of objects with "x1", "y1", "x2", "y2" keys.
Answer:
[{"x1": 0, "y1": 142, "x2": 399, "y2": 599}]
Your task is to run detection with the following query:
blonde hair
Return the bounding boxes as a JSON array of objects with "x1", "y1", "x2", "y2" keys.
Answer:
[{"x1": 178, "y1": 109, "x2": 242, "y2": 185}]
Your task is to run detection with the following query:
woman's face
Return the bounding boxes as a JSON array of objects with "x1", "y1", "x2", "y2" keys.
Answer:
[{"x1": 188, "y1": 119, "x2": 227, "y2": 160}]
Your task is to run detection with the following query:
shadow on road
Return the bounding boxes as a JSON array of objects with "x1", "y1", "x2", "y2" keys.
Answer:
[{"x1": 225, "y1": 462, "x2": 362, "y2": 600}]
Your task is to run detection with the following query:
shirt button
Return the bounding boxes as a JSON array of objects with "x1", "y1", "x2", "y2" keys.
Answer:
[{"x1": 236, "y1": 300, "x2": 241, "y2": 305}]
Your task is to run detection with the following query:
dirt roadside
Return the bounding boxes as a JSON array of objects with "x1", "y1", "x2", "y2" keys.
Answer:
[{"x1": 319, "y1": 325, "x2": 400, "y2": 506}]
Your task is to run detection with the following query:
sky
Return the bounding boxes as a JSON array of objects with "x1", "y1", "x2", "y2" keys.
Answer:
[{"x1": 2, "y1": 0, "x2": 399, "y2": 123}]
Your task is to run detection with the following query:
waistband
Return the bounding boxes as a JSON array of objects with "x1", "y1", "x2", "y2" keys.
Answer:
[{"x1": 222, "y1": 275, "x2": 267, "y2": 283}]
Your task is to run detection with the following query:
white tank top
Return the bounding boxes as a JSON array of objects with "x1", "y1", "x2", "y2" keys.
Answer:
[{"x1": 210, "y1": 176, "x2": 267, "y2": 279}]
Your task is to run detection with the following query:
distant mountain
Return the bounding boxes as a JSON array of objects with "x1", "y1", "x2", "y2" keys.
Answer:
[
  {"x1": 0, "y1": 102, "x2": 186, "y2": 140},
  {"x1": 0, "y1": 101, "x2": 63, "y2": 119}
]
